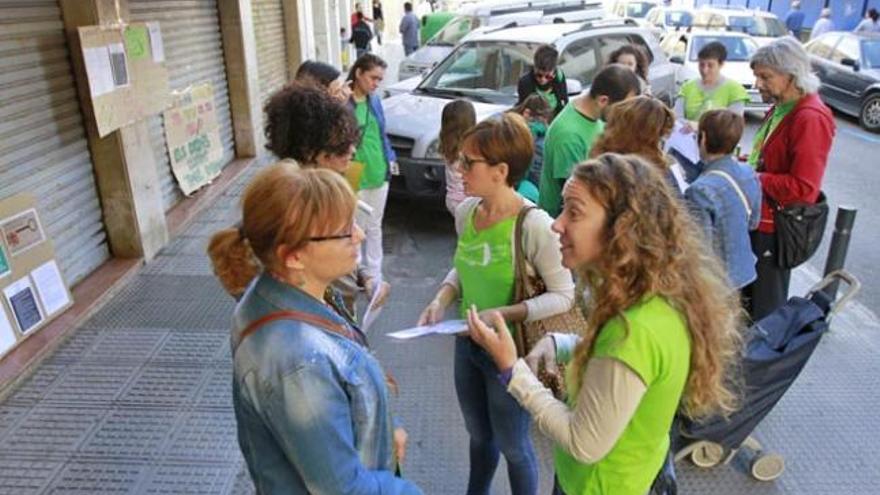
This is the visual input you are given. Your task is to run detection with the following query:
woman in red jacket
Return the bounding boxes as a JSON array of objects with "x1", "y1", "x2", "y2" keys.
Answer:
[{"x1": 745, "y1": 37, "x2": 835, "y2": 321}]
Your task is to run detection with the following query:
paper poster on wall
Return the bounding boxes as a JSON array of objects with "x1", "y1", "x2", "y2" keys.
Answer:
[
  {"x1": 3, "y1": 276, "x2": 43, "y2": 334},
  {"x1": 30, "y1": 260, "x2": 71, "y2": 317},
  {"x1": 0, "y1": 308, "x2": 16, "y2": 356},
  {"x1": 1, "y1": 208, "x2": 46, "y2": 258},
  {"x1": 0, "y1": 244, "x2": 10, "y2": 279},
  {"x1": 83, "y1": 46, "x2": 115, "y2": 98},
  {"x1": 146, "y1": 22, "x2": 165, "y2": 63},
  {"x1": 163, "y1": 82, "x2": 224, "y2": 195},
  {"x1": 107, "y1": 43, "x2": 130, "y2": 88}
]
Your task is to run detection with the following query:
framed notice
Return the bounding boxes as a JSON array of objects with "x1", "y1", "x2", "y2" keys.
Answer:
[
  {"x1": 1, "y1": 208, "x2": 46, "y2": 258},
  {"x1": 0, "y1": 243, "x2": 10, "y2": 279},
  {"x1": 3, "y1": 276, "x2": 44, "y2": 334}
]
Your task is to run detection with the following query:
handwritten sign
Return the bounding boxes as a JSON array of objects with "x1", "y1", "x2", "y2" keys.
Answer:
[{"x1": 163, "y1": 83, "x2": 224, "y2": 195}]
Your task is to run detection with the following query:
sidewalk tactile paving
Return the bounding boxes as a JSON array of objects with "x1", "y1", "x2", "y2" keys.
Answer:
[
  {"x1": 3, "y1": 406, "x2": 107, "y2": 457},
  {"x1": 0, "y1": 458, "x2": 65, "y2": 494},
  {"x1": 117, "y1": 366, "x2": 209, "y2": 407},
  {"x1": 78, "y1": 408, "x2": 181, "y2": 459},
  {"x1": 82, "y1": 328, "x2": 169, "y2": 365},
  {"x1": 2, "y1": 362, "x2": 69, "y2": 406},
  {"x1": 45, "y1": 461, "x2": 148, "y2": 494},
  {"x1": 140, "y1": 463, "x2": 237, "y2": 494},
  {"x1": 163, "y1": 410, "x2": 240, "y2": 464},
  {"x1": 0, "y1": 404, "x2": 29, "y2": 441},
  {"x1": 151, "y1": 330, "x2": 229, "y2": 365},
  {"x1": 42, "y1": 363, "x2": 141, "y2": 406},
  {"x1": 193, "y1": 366, "x2": 233, "y2": 410}
]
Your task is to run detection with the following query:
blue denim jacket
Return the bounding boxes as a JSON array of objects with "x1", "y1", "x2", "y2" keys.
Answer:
[
  {"x1": 685, "y1": 156, "x2": 762, "y2": 289},
  {"x1": 349, "y1": 94, "x2": 397, "y2": 181},
  {"x1": 231, "y1": 273, "x2": 421, "y2": 494}
]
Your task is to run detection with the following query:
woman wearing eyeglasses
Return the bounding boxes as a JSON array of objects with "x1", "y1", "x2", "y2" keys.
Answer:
[
  {"x1": 209, "y1": 165, "x2": 422, "y2": 494},
  {"x1": 418, "y1": 113, "x2": 575, "y2": 495}
]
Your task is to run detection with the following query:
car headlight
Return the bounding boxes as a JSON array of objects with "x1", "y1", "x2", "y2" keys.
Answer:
[{"x1": 425, "y1": 139, "x2": 442, "y2": 159}]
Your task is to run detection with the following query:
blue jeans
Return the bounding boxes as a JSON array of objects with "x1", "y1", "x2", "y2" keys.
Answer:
[{"x1": 454, "y1": 337, "x2": 538, "y2": 495}]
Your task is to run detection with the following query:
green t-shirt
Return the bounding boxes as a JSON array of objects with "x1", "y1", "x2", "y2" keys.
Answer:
[
  {"x1": 538, "y1": 103, "x2": 604, "y2": 217},
  {"x1": 353, "y1": 99, "x2": 388, "y2": 190},
  {"x1": 747, "y1": 99, "x2": 798, "y2": 168},
  {"x1": 679, "y1": 78, "x2": 749, "y2": 122},
  {"x1": 555, "y1": 296, "x2": 691, "y2": 495},
  {"x1": 537, "y1": 87, "x2": 558, "y2": 114},
  {"x1": 453, "y1": 205, "x2": 516, "y2": 317}
]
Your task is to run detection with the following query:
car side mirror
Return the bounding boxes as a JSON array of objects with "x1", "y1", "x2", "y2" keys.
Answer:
[
  {"x1": 841, "y1": 58, "x2": 860, "y2": 71},
  {"x1": 669, "y1": 55, "x2": 684, "y2": 65},
  {"x1": 566, "y1": 78, "x2": 584, "y2": 96}
]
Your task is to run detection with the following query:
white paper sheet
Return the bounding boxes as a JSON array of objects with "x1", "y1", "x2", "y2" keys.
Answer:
[
  {"x1": 3, "y1": 276, "x2": 43, "y2": 333},
  {"x1": 30, "y1": 260, "x2": 70, "y2": 317},
  {"x1": 386, "y1": 319, "x2": 467, "y2": 340},
  {"x1": 107, "y1": 43, "x2": 129, "y2": 88},
  {"x1": 147, "y1": 22, "x2": 165, "y2": 63},
  {"x1": 666, "y1": 122, "x2": 700, "y2": 165},
  {"x1": 0, "y1": 308, "x2": 16, "y2": 356},
  {"x1": 83, "y1": 46, "x2": 115, "y2": 97}
]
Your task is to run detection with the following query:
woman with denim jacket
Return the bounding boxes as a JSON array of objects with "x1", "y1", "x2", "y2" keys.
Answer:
[
  {"x1": 347, "y1": 54, "x2": 397, "y2": 286},
  {"x1": 208, "y1": 165, "x2": 421, "y2": 494},
  {"x1": 685, "y1": 109, "x2": 762, "y2": 290},
  {"x1": 418, "y1": 113, "x2": 575, "y2": 495}
]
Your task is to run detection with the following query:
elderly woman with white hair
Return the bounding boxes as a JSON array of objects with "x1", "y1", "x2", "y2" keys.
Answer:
[{"x1": 744, "y1": 37, "x2": 835, "y2": 321}]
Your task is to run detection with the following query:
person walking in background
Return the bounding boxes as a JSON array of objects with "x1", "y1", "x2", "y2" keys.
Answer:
[
  {"x1": 347, "y1": 54, "x2": 397, "y2": 287},
  {"x1": 351, "y1": 12, "x2": 374, "y2": 59},
  {"x1": 784, "y1": 1, "x2": 805, "y2": 40},
  {"x1": 809, "y1": 8, "x2": 835, "y2": 41},
  {"x1": 685, "y1": 109, "x2": 762, "y2": 290},
  {"x1": 606, "y1": 44, "x2": 652, "y2": 95},
  {"x1": 538, "y1": 65, "x2": 641, "y2": 217},
  {"x1": 418, "y1": 113, "x2": 574, "y2": 495},
  {"x1": 209, "y1": 166, "x2": 422, "y2": 494},
  {"x1": 745, "y1": 37, "x2": 835, "y2": 321},
  {"x1": 675, "y1": 41, "x2": 749, "y2": 131},
  {"x1": 467, "y1": 153, "x2": 742, "y2": 495},
  {"x1": 400, "y1": 2, "x2": 421, "y2": 56},
  {"x1": 511, "y1": 94, "x2": 553, "y2": 188},
  {"x1": 372, "y1": 1, "x2": 385, "y2": 45},
  {"x1": 439, "y1": 99, "x2": 477, "y2": 215},
  {"x1": 517, "y1": 44, "x2": 569, "y2": 118},
  {"x1": 854, "y1": 8, "x2": 880, "y2": 33}
]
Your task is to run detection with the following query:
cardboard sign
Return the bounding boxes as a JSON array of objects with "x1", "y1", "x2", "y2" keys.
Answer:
[
  {"x1": 78, "y1": 22, "x2": 170, "y2": 137},
  {"x1": 163, "y1": 82, "x2": 225, "y2": 195},
  {"x1": 0, "y1": 194, "x2": 74, "y2": 356}
]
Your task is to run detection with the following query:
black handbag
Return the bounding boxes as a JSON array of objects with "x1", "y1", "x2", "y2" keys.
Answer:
[{"x1": 769, "y1": 191, "x2": 829, "y2": 269}]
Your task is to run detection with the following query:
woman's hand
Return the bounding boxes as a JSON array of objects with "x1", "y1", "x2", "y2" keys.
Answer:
[
  {"x1": 467, "y1": 305, "x2": 517, "y2": 372},
  {"x1": 524, "y1": 335, "x2": 558, "y2": 377},
  {"x1": 393, "y1": 427, "x2": 408, "y2": 465},
  {"x1": 417, "y1": 299, "x2": 445, "y2": 326}
]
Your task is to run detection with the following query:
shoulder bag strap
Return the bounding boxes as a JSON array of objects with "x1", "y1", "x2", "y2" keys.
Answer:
[
  {"x1": 706, "y1": 170, "x2": 752, "y2": 218},
  {"x1": 512, "y1": 205, "x2": 536, "y2": 357},
  {"x1": 235, "y1": 310, "x2": 363, "y2": 355}
]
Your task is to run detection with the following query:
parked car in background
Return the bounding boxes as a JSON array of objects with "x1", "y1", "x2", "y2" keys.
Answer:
[
  {"x1": 805, "y1": 32, "x2": 880, "y2": 132},
  {"x1": 608, "y1": 0, "x2": 662, "y2": 23},
  {"x1": 420, "y1": 11, "x2": 457, "y2": 45},
  {"x1": 383, "y1": 20, "x2": 676, "y2": 203},
  {"x1": 691, "y1": 7, "x2": 787, "y2": 46},
  {"x1": 398, "y1": 0, "x2": 605, "y2": 81},
  {"x1": 644, "y1": 5, "x2": 693, "y2": 42},
  {"x1": 661, "y1": 30, "x2": 770, "y2": 114}
]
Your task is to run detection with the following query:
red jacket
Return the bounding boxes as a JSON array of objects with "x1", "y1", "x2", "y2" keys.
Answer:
[{"x1": 757, "y1": 93, "x2": 835, "y2": 234}]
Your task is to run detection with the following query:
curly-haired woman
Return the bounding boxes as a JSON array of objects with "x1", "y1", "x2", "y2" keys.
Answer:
[
  {"x1": 606, "y1": 44, "x2": 651, "y2": 95},
  {"x1": 468, "y1": 153, "x2": 742, "y2": 495}
]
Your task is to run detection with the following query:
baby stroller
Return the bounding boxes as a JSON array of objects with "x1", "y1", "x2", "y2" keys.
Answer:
[{"x1": 673, "y1": 270, "x2": 861, "y2": 481}]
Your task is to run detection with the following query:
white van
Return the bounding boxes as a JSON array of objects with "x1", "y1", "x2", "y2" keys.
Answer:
[{"x1": 398, "y1": 0, "x2": 605, "y2": 81}]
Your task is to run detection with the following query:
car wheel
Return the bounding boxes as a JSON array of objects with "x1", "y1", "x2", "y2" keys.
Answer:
[{"x1": 860, "y1": 93, "x2": 880, "y2": 133}]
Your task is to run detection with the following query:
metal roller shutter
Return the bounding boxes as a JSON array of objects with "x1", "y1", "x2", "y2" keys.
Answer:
[
  {"x1": 0, "y1": 0, "x2": 110, "y2": 286},
  {"x1": 253, "y1": 0, "x2": 290, "y2": 104},
  {"x1": 129, "y1": 0, "x2": 236, "y2": 211}
]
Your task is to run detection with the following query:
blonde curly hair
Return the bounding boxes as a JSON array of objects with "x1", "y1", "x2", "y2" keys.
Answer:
[{"x1": 568, "y1": 153, "x2": 743, "y2": 419}]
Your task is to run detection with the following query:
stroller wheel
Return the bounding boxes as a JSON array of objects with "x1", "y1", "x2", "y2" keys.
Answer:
[
  {"x1": 690, "y1": 441, "x2": 725, "y2": 468},
  {"x1": 750, "y1": 452, "x2": 785, "y2": 481}
]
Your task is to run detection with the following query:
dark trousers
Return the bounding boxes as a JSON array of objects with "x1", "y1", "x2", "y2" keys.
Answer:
[{"x1": 743, "y1": 230, "x2": 791, "y2": 322}]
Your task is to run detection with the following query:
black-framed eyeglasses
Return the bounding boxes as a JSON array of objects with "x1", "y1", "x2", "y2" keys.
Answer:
[
  {"x1": 458, "y1": 154, "x2": 490, "y2": 172},
  {"x1": 309, "y1": 227, "x2": 355, "y2": 242}
]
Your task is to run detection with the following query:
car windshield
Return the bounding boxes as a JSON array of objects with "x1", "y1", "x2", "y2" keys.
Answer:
[
  {"x1": 419, "y1": 41, "x2": 535, "y2": 104},
  {"x1": 726, "y1": 15, "x2": 787, "y2": 37},
  {"x1": 428, "y1": 15, "x2": 479, "y2": 46},
  {"x1": 864, "y1": 40, "x2": 880, "y2": 69},
  {"x1": 626, "y1": 2, "x2": 657, "y2": 18},
  {"x1": 689, "y1": 36, "x2": 757, "y2": 62},
  {"x1": 666, "y1": 10, "x2": 693, "y2": 27}
]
